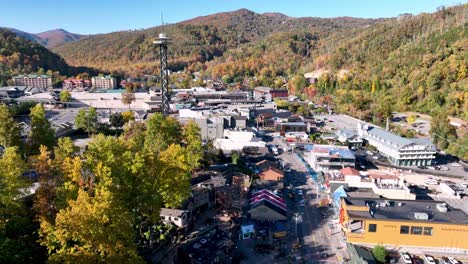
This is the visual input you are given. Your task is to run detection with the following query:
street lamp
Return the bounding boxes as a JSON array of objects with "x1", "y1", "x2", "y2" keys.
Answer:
[{"x1": 293, "y1": 212, "x2": 300, "y2": 241}]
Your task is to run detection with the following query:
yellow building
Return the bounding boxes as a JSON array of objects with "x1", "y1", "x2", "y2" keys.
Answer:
[{"x1": 339, "y1": 197, "x2": 468, "y2": 250}]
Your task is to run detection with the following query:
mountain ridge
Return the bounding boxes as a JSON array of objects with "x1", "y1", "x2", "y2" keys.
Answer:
[{"x1": 1, "y1": 27, "x2": 85, "y2": 48}]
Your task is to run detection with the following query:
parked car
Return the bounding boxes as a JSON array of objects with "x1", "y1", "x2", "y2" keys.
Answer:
[
  {"x1": 400, "y1": 252, "x2": 413, "y2": 264},
  {"x1": 439, "y1": 166, "x2": 449, "y2": 171},
  {"x1": 366, "y1": 150, "x2": 374, "y2": 156},
  {"x1": 425, "y1": 178, "x2": 438, "y2": 185},
  {"x1": 451, "y1": 163, "x2": 462, "y2": 167},
  {"x1": 448, "y1": 257, "x2": 461, "y2": 264},
  {"x1": 412, "y1": 257, "x2": 424, "y2": 264},
  {"x1": 423, "y1": 255, "x2": 436, "y2": 264},
  {"x1": 458, "y1": 182, "x2": 467, "y2": 188},
  {"x1": 427, "y1": 166, "x2": 436, "y2": 170},
  {"x1": 440, "y1": 257, "x2": 451, "y2": 264}
]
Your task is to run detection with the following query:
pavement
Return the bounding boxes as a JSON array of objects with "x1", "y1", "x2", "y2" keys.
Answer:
[{"x1": 274, "y1": 136, "x2": 349, "y2": 263}]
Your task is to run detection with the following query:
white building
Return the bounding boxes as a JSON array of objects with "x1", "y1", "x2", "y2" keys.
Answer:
[
  {"x1": 91, "y1": 76, "x2": 117, "y2": 89},
  {"x1": 214, "y1": 129, "x2": 266, "y2": 154},
  {"x1": 160, "y1": 208, "x2": 189, "y2": 229},
  {"x1": 305, "y1": 145, "x2": 356, "y2": 171},
  {"x1": 357, "y1": 123, "x2": 436, "y2": 167}
]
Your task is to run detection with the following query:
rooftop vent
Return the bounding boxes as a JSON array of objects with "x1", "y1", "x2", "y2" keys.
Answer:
[
  {"x1": 414, "y1": 212, "x2": 429, "y2": 220},
  {"x1": 436, "y1": 203, "x2": 448, "y2": 213}
]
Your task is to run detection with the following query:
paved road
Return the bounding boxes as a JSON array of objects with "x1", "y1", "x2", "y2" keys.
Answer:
[{"x1": 274, "y1": 137, "x2": 348, "y2": 263}]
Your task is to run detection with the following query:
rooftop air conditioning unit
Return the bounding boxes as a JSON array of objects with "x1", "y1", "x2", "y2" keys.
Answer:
[
  {"x1": 436, "y1": 203, "x2": 448, "y2": 213},
  {"x1": 414, "y1": 212, "x2": 429, "y2": 220}
]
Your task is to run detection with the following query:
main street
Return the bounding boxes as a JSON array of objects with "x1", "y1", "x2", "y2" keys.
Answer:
[{"x1": 273, "y1": 137, "x2": 348, "y2": 263}]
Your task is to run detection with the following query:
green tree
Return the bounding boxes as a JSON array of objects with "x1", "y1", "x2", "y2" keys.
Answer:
[
  {"x1": 122, "y1": 86, "x2": 136, "y2": 110},
  {"x1": 28, "y1": 104, "x2": 56, "y2": 154},
  {"x1": 54, "y1": 137, "x2": 76, "y2": 163},
  {"x1": 0, "y1": 104, "x2": 21, "y2": 148},
  {"x1": 75, "y1": 108, "x2": 98, "y2": 136},
  {"x1": 231, "y1": 152, "x2": 240, "y2": 164},
  {"x1": 372, "y1": 244, "x2": 387, "y2": 264},
  {"x1": 183, "y1": 120, "x2": 203, "y2": 171},
  {"x1": 430, "y1": 110, "x2": 457, "y2": 150},
  {"x1": 60, "y1": 90, "x2": 72, "y2": 102},
  {"x1": 0, "y1": 147, "x2": 42, "y2": 263},
  {"x1": 145, "y1": 113, "x2": 181, "y2": 153},
  {"x1": 109, "y1": 112, "x2": 125, "y2": 128}
]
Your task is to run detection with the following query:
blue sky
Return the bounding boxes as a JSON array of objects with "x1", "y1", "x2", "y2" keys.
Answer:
[{"x1": 1, "y1": 0, "x2": 461, "y2": 34}]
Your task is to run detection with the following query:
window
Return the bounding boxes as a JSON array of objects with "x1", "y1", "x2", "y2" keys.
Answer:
[
  {"x1": 400, "y1": 225, "x2": 410, "y2": 234},
  {"x1": 174, "y1": 217, "x2": 179, "y2": 221},
  {"x1": 410, "y1": 226, "x2": 423, "y2": 235},
  {"x1": 161, "y1": 216, "x2": 165, "y2": 220},
  {"x1": 423, "y1": 227, "x2": 433, "y2": 236},
  {"x1": 368, "y1": 224, "x2": 377, "y2": 232}
]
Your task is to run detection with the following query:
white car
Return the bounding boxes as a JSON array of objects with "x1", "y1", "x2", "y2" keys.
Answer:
[
  {"x1": 425, "y1": 179, "x2": 438, "y2": 185},
  {"x1": 423, "y1": 255, "x2": 436, "y2": 264},
  {"x1": 458, "y1": 182, "x2": 468, "y2": 188},
  {"x1": 400, "y1": 252, "x2": 413, "y2": 264},
  {"x1": 440, "y1": 166, "x2": 449, "y2": 171},
  {"x1": 451, "y1": 163, "x2": 462, "y2": 167},
  {"x1": 448, "y1": 257, "x2": 460, "y2": 264}
]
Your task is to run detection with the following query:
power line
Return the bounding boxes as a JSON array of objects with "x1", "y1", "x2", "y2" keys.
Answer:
[{"x1": 432, "y1": 133, "x2": 468, "y2": 150}]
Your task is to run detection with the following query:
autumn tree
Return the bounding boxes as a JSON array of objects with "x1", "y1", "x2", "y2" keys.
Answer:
[
  {"x1": 407, "y1": 114, "x2": 417, "y2": 125},
  {"x1": 34, "y1": 146, "x2": 60, "y2": 223},
  {"x1": 40, "y1": 163, "x2": 144, "y2": 264},
  {"x1": 28, "y1": 104, "x2": 56, "y2": 154},
  {"x1": 0, "y1": 104, "x2": 21, "y2": 148}
]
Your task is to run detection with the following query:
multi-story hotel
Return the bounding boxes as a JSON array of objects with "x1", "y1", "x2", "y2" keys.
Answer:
[
  {"x1": 357, "y1": 123, "x2": 436, "y2": 167},
  {"x1": 339, "y1": 197, "x2": 468, "y2": 250},
  {"x1": 91, "y1": 75, "x2": 117, "y2": 89},
  {"x1": 12, "y1": 74, "x2": 52, "y2": 89}
]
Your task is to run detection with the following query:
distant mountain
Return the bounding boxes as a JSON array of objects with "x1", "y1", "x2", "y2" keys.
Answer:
[
  {"x1": 51, "y1": 5, "x2": 467, "y2": 122},
  {"x1": 0, "y1": 28, "x2": 97, "y2": 86},
  {"x1": 2, "y1": 28, "x2": 85, "y2": 48},
  {"x1": 35, "y1": 29, "x2": 84, "y2": 48},
  {"x1": 52, "y1": 8, "x2": 381, "y2": 74}
]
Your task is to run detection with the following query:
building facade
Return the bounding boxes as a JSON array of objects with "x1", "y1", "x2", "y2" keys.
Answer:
[
  {"x1": 357, "y1": 123, "x2": 436, "y2": 167},
  {"x1": 13, "y1": 74, "x2": 52, "y2": 89},
  {"x1": 63, "y1": 79, "x2": 91, "y2": 89},
  {"x1": 91, "y1": 76, "x2": 117, "y2": 89},
  {"x1": 339, "y1": 197, "x2": 468, "y2": 250},
  {"x1": 306, "y1": 145, "x2": 356, "y2": 171}
]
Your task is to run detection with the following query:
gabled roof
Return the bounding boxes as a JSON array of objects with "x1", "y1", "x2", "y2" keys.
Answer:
[
  {"x1": 256, "y1": 160, "x2": 280, "y2": 172},
  {"x1": 160, "y1": 208, "x2": 187, "y2": 218},
  {"x1": 250, "y1": 189, "x2": 285, "y2": 203},
  {"x1": 249, "y1": 199, "x2": 287, "y2": 217}
]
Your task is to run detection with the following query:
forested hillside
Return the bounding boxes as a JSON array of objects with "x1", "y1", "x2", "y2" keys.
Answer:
[
  {"x1": 52, "y1": 9, "x2": 380, "y2": 75},
  {"x1": 0, "y1": 28, "x2": 98, "y2": 86},
  {"x1": 0, "y1": 29, "x2": 70, "y2": 86}
]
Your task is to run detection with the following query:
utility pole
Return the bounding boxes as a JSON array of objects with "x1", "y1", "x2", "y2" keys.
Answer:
[{"x1": 154, "y1": 33, "x2": 171, "y2": 116}]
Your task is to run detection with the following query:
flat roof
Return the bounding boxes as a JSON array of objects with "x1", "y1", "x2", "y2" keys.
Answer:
[{"x1": 344, "y1": 197, "x2": 468, "y2": 224}]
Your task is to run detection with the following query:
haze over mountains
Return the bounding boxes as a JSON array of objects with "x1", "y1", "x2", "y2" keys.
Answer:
[{"x1": 3, "y1": 28, "x2": 85, "y2": 48}]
